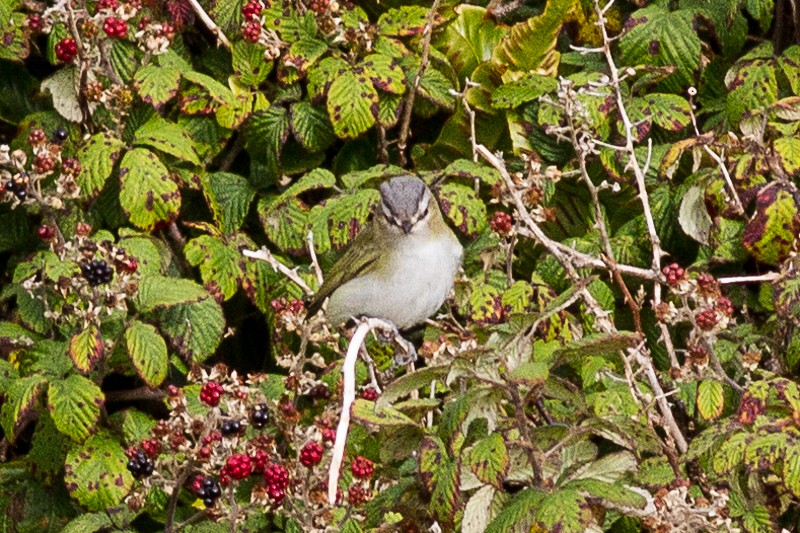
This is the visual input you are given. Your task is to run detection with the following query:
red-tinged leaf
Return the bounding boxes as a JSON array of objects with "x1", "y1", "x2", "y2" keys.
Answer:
[
  {"x1": 468, "y1": 433, "x2": 509, "y2": 489},
  {"x1": 69, "y1": 325, "x2": 103, "y2": 373}
]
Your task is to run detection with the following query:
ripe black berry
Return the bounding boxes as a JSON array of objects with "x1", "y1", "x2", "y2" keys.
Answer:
[
  {"x1": 81, "y1": 259, "x2": 114, "y2": 287},
  {"x1": 53, "y1": 129, "x2": 68, "y2": 143},
  {"x1": 251, "y1": 403, "x2": 269, "y2": 429},
  {"x1": 194, "y1": 476, "x2": 222, "y2": 507},
  {"x1": 220, "y1": 419, "x2": 242, "y2": 436},
  {"x1": 127, "y1": 451, "x2": 155, "y2": 479}
]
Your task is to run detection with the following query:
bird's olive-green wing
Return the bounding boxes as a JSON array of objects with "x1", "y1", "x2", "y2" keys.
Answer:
[{"x1": 306, "y1": 222, "x2": 387, "y2": 315}]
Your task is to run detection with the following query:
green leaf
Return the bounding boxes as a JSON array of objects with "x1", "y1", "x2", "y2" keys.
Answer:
[
  {"x1": 444, "y1": 159, "x2": 501, "y2": 185},
  {"x1": 201, "y1": 172, "x2": 255, "y2": 235},
  {"x1": 377, "y1": 6, "x2": 438, "y2": 37},
  {"x1": 133, "y1": 63, "x2": 182, "y2": 108},
  {"x1": 485, "y1": 488, "x2": 545, "y2": 533},
  {"x1": 783, "y1": 444, "x2": 800, "y2": 498},
  {"x1": 64, "y1": 431, "x2": 133, "y2": 511},
  {"x1": 468, "y1": 433, "x2": 508, "y2": 489},
  {"x1": 743, "y1": 183, "x2": 800, "y2": 265},
  {"x1": 509, "y1": 362, "x2": 549, "y2": 387},
  {"x1": 290, "y1": 101, "x2": 336, "y2": 153},
  {"x1": 183, "y1": 70, "x2": 234, "y2": 104},
  {"x1": 435, "y1": 5, "x2": 506, "y2": 80},
  {"x1": 68, "y1": 325, "x2": 103, "y2": 373},
  {"x1": 774, "y1": 137, "x2": 800, "y2": 175},
  {"x1": 775, "y1": 271, "x2": 800, "y2": 325},
  {"x1": 285, "y1": 37, "x2": 328, "y2": 73},
  {"x1": 308, "y1": 57, "x2": 349, "y2": 99},
  {"x1": 135, "y1": 275, "x2": 209, "y2": 311},
  {"x1": 258, "y1": 196, "x2": 309, "y2": 255},
  {"x1": 310, "y1": 188, "x2": 380, "y2": 253},
  {"x1": 126, "y1": 320, "x2": 169, "y2": 387},
  {"x1": 184, "y1": 234, "x2": 244, "y2": 301},
  {"x1": 726, "y1": 57, "x2": 778, "y2": 123},
  {"x1": 61, "y1": 513, "x2": 114, "y2": 533},
  {"x1": 641, "y1": 93, "x2": 692, "y2": 131},
  {"x1": 553, "y1": 332, "x2": 639, "y2": 365},
  {"x1": 232, "y1": 41, "x2": 273, "y2": 87},
  {"x1": 362, "y1": 54, "x2": 406, "y2": 95},
  {"x1": 133, "y1": 116, "x2": 201, "y2": 165},
  {"x1": 352, "y1": 398, "x2": 418, "y2": 427},
  {"x1": 438, "y1": 182, "x2": 487, "y2": 238},
  {"x1": 501, "y1": 280, "x2": 533, "y2": 313},
  {"x1": 118, "y1": 148, "x2": 181, "y2": 231},
  {"x1": 697, "y1": 379, "x2": 725, "y2": 420},
  {"x1": 619, "y1": 5, "x2": 701, "y2": 91},
  {"x1": 28, "y1": 411, "x2": 70, "y2": 485},
  {"x1": 247, "y1": 106, "x2": 290, "y2": 159},
  {"x1": 492, "y1": 74, "x2": 558, "y2": 109},
  {"x1": 48, "y1": 374, "x2": 103, "y2": 442},
  {"x1": 376, "y1": 366, "x2": 449, "y2": 410},
  {"x1": 417, "y1": 66, "x2": 456, "y2": 111},
  {"x1": 0, "y1": 375, "x2": 47, "y2": 442},
  {"x1": 567, "y1": 478, "x2": 647, "y2": 509},
  {"x1": 158, "y1": 296, "x2": 224, "y2": 363},
  {"x1": 779, "y1": 46, "x2": 800, "y2": 95},
  {"x1": 76, "y1": 133, "x2": 127, "y2": 197},
  {"x1": 328, "y1": 69, "x2": 378, "y2": 139}
]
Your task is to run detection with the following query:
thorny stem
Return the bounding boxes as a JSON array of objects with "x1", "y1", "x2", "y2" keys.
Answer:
[
  {"x1": 398, "y1": 0, "x2": 442, "y2": 167},
  {"x1": 186, "y1": 0, "x2": 231, "y2": 48},
  {"x1": 164, "y1": 459, "x2": 196, "y2": 532},
  {"x1": 507, "y1": 385, "x2": 543, "y2": 485}
]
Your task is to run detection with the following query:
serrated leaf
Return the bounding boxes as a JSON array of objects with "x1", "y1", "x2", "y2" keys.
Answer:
[
  {"x1": 258, "y1": 196, "x2": 309, "y2": 255},
  {"x1": 774, "y1": 137, "x2": 800, "y2": 175},
  {"x1": 64, "y1": 431, "x2": 133, "y2": 511},
  {"x1": 201, "y1": 171, "x2": 255, "y2": 235},
  {"x1": 509, "y1": 362, "x2": 549, "y2": 387},
  {"x1": 76, "y1": 133, "x2": 126, "y2": 197},
  {"x1": 438, "y1": 182, "x2": 487, "y2": 238},
  {"x1": 467, "y1": 281, "x2": 502, "y2": 323},
  {"x1": 48, "y1": 374, "x2": 103, "y2": 442},
  {"x1": 417, "y1": 66, "x2": 455, "y2": 111},
  {"x1": 376, "y1": 366, "x2": 449, "y2": 410},
  {"x1": 377, "y1": 6, "x2": 439, "y2": 37},
  {"x1": 0, "y1": 374, "x2": 47, "y2": 442},
  {"x1": 232, "y1": 41, "x2": 273, "y2": 87},
  {"x1": 135, "y1": 275, "x2": 209, "y2": 311},
  {"x1": 328, "y1": 70, "x2": 377, "y2": 139},
  {"x1": 126, "y1": 320, "x2": 168, "y2": 387},
  {"x1": 620, "y1": 6, "x2": 701, "y2": 91},
  {"x1": 158, "y1": 296, "x2": 224, "y2": 363},
  {"x1": 61, "y1": 513, "x2": 115, "y2": 533},
  {"x1": 779, "y1": 46, "x2": 800, "y2": 94},
  {"x1": 119, "y1": 148, "x2": 181, "y2": 231},
  {"x1": 435, "y1": 5, "x2": 506, "y2": 80},
  {"x1": 247, "y1": 106, "x2": 290, "y2": 159},
  {"x1": 642, "y1": 93, "x2": 692, "y2": 130},
  {"x1": 485, "y1": 488, "x2": 545, "y2": 533},
  {"x1": 308, "y1": 56, "x2": 349, "y2": 99},
  {"x1": 567, "y1": 478, "x2": 647, "y2": 508},
  {"x1": 41, "y1": 65, "x2": 83, "y2": 122},
  {"x1": 553, "y1": 332, "x2": 639, "y2": 365},
  {"x1": 469, "y1": 433, "x2": 508, "y2": 489},
  {"x1": 183, "y1": 70, "x2": 234, "y2": 104},
  {"x1": 285, "y1": 37, "x2": 328, "y2": 73},
  {"x1": 312, "y1": 188, "x2": 380, "y2": 252},
  {"x1": 772, "y1": 96, "x2": 800, "y2": 120},
  {"x1": 775, "y1": 271, "x2": 800, "y2": 324},
  {"x1": 430, "y1": 454, "x2": 461, "y2": 528},
  {"x1": 185, "y1": 234, "x2": 244, "y2": 301},
  {"x1": 28, "y1": 411, "x2": 70, "y2": 485},
  {"x1": 743, "y1": 183, "x2": 800, "y2": 265},
  {"x1": 68, "y1": 325, "x2": 103, "y2": 373},
  {"x1": 679, "y1": 185, "x2": 712, "y2": 245},
  {"x1": 133, "y1": 116, "x2": 200, "y2": 165},
  {"x1": 444, "y1": 159, "x2": 501, "y2": 185},
  {"x1": 492, "y1": 74, "x2": 558, "y2": 109},
  {"x1": 784, "y1": 444, "x2": 800, "y2": 498},
  {"x1": 352, "y1": 398, "x2": 418, "y2": 427},
  {"x1": 362, "y1": 54, "x2": 406, "y2": 95},
  {"x1": 376, "y1": 93, "x2": 402, "y2": 127},
  {"x1": 133, "y1": 63, "x2": 182, "y2": 108},
  {"x1": 463, "y1": 485, "x2": 497, "y2": 533},
  {"x1": 697, "y1": 379, "x2": 725, "y2": 420},
  {"x1": 501, "y1": 280, "x2": 533, "y2": 313},
  {"x1": 290, "y1": 101, "x2": 336, "y2": 153}
]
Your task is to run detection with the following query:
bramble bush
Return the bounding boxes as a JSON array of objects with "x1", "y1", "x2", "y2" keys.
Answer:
[{"x1": 2, "y1": 0, "x2": 800, "y2": 531}]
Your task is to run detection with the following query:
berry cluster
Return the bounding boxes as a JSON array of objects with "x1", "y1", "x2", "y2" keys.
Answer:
[
  {"x1": 222, "y1": 454, "x2": 253, "y2": 480},
  {"x1": 309, "y1": 383, "x2": 330, "y2": 400},
  {"x1": 27, "y1": 14, "x2": 43, "y2": 32},
  {"x1": 348, "y1": 485, "x2": 370, "y2": 506},
  {"x1": 127, "y1": 450, "x2": 155, "y2": 479},
  {"x1": 103, "y1": 17, "x2": 128, "y2": 39},
  {"x1": 4, "y1": 176, "x2": 28, "y2": 200},
  {"x1": 37, "y1": 225, "x2": 55, "y2": 241},
  {"x1": 307, "y1": 0, "x2": 330, "y2": 14},
  {"x1": 33, "y1": 154, "x2": 55, "y2": 174},
  {"x1": 662, "y1": 263, "x2": 685, "y2": 286},
  {"x1": 361, "y1": 387, "x2": 379, "y2": 401},
  {"x1": 263, "y1": 463, "x2": 289, "y2": 504},
  {"x1": 200, "y1": 381, "x2": 225, "y2": 406},
  {"x1": 220, "y1": 419, "x2": 243, "y2": 436},
  {"x1": 193, "y1": 476, "x2": 222, "y2": 508},
  {"x1": 62, "y1": 158, "x2": 81, "y2": 176},
  {"x1": 250, "y1": 403, "x2": 269, "y2": 429},
  {"x1": 695, "y1": 273, "x2": 720, "y2": 297},
  {"x1": 27, "y1": 129, "x2": 46, "y2": 146},
  {"x1": 242, "y1": 0, "x2": 262, "y2": 20},
  {"x1": 299, "y1": 442, "x2": 324, "y2": 467},
  {"x1": 97, "y1": 0, "x2": 119, "y2": 10},
  {"x1": 242, "y1": 20, "x2": 261, "y2": 43},
  {"x1": 489, "y1": 211, "x2": 513, "y2": 235},
  {"x1": 81, "y1": 259, "x2": 114, "y2": 287},
  {"x1": 716, "y1": 297, "x2": 734, "y2": 317},
  {"x1": 350, "y1": 456, "x2": 373, "y2": 479},
  {"x1": 695, "y1": 309, "x2": 717, "y2": 331},
  {"x1": 55, "y1": 38, "x2": 78, "y2": 63},
  {"x1": 251, "y1": 449, "x2": 269, "y2": 473}
]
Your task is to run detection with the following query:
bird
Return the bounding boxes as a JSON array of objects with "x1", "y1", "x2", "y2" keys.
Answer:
[{"x1": 307, "y1": 175, "x2": 463, "y2": 330}]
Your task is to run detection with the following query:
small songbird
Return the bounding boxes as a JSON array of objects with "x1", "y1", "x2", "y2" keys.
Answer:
[{"x1": 307, "y1": 175, "x2": 463, "y2": 329}]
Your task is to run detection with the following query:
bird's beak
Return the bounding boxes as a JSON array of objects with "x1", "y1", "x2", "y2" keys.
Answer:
[{"x1": 401, "y1": 221, "x2": 412, "y2": 234}]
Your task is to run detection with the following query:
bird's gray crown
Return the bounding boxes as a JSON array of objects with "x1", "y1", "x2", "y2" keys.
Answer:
[{"x1": 380, "y1": 176, "x2": 430, "y2": 226}]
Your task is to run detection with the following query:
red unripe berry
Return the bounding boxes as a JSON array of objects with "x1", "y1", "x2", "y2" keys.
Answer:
[
  {"x1": 97, "y1": 0, "x2": 118, "y2": 9},
  {"x1": 141, "y1": 438, "x2": 161, "y2": 457},
  {"x1": 695, "y1": 309, "x2": 718, "y2": 331},
  {"x1": 263, "y1": 463, "x2": 289, "y2": 504},
  {"x1": 241, "y1": 0, "x2": 262, "y2": 20},
  {"x1": 242, "y1": 20, "x2": 261, "y2": 43},
  {"x1": 27, "y1": 14, "x2": 43, "y2": 32},
  {"x1": 321, "y1": 427, "x2": 335, "y2": 443},
  {"x1": 37, "y1": 224, "x2": 54, "y2": 241},
  {"x1": 299, "y1": 441, "x2": 324, "y2": 467},
  {"x1": 308, "y1": 0, "x2": 330, "y2": 14},
  {"x1": 662, "y1": 263, "x2": 685, "y2": 287},
  {"x1": 489, "y1": 211, "x2": 513, "y2": 235},
  {"x1": 350, "y1": 456, "x2": 374, "y2": 479},
  {"x1": 28, "y1": 129, "x2": 46, "y2": 146},
  {"x1": 62, "y1": 158, "x2": 82, "y2": 176},
  {"x1": 55, "y1": 38, "x2": 78, "y2": 62},
  {"x1": 200, "y1": 381, "x2": 225, "y2": 406},
  {"x1": 251, "y1": 449, "x2": 269, "y2": 473},
  {"x1": 222, "y1": 454, "x2": 253, "y2": 480},
  {"x1": 716, "y1": 297, "x2": 734, "y2": 317},
  {"x1": 103, "y1": 17, "x2": 127, "y2": 38},
  {"x1": 361, "y1": 387, "x2": 379, "y2": 401},
  {"x1": 167, "y1": 384, "x2": 180, "y2": 396},
  {"x1": 348, "y1": 485, "x2": 370, "y2": 506},
  {"x1": 33, "y1": 154, "x2": 55, "y2": 174}
]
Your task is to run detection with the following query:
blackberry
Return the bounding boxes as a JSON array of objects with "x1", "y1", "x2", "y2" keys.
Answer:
[
  {"x1": 196, "y1": 476, "x2": 222, "y2": 507},
  {"x1": 127, "y1": 451, "x2": 155, "y2": 479},
  {"x1": 251, "y1": 403, "x2": 269, "y2": 429},
  {"x1": 81, "y1": 259, "x2": 114, "y2": 287},
  {"x1": 220, "y1": 419, "x2": 242, "y2": 436},
  {"x1": 199, "y1": 381, "x2": 224, "y2": 406},
  {"x1": 53, "y1": 129, "x2": 69, "y2": 144},
  {"x1": 5, "y1": 180, "x2": 27, "y2": 200}
]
